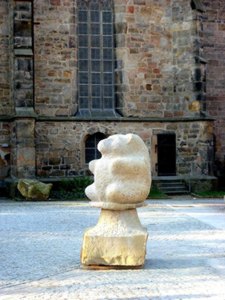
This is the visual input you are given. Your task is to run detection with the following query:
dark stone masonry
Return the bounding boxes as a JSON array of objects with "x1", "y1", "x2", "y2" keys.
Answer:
[{"x1": 0, "y1": 0, "x2": 224, "y2": 192}]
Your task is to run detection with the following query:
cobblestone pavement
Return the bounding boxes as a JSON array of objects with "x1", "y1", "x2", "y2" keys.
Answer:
[{"x1": 0, "y1": 197, "x2": 225, "y2": 299}]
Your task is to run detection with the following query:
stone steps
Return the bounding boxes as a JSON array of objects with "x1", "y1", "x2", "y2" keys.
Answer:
[{"x1": 155, "y1": 179, "x2": 190, "y2": 195}]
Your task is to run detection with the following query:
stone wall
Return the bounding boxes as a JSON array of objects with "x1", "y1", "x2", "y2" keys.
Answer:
[
  {"x1": 0, "y1": 122, "x2": 11, "y2": 179},
  {"x1": 172, "y1": 0, "x2": 205, "y2": 116},
  {"x1": 10, "y1": 119, "x2": 35, "y2": 178},
  {"x1": 0, "y1": 1, "x2": 11, "y2": 179},
  {"x1": 33, "y1": 0, "x2": 201, "y2": 118},
  {"x1": 13, "y1": 1, "x2": 34, "y2": 110},
  {"x1": 14, "y1": 56, "x2": 34, "y2": 108},
  {"x1": 202, "y1": 1, "x2": 225, "y2": 166},
  {"x1": 0, "y1": 1, "x2": 217, "y2": 183},
  {"x1": 114, "y1": 0, "x2": 173, "y2": 117},
  {"x1": 33, "y1": 0, "x2": 77, "y2": 116},
  {"x1": 35, "y1": 120, "x2": 213, "y2": 178},
  {"x1": 0, "y1": 0, "x2": 12, "y2": 115},
  {"x1": 114, "y1": 0, "x2": 202, "y2": 118}
]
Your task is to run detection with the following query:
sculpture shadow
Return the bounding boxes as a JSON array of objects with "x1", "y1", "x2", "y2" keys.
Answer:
[{"x1": 144, "y1": 256, "x2": 206, "y2": 270}]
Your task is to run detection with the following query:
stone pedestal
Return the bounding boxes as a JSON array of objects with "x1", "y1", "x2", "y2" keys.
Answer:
[{"x1": 81, "y1": 209, "x2": 148, "y2": 267}]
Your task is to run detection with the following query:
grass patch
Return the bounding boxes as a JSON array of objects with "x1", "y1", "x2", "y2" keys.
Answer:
[
  {"x1": 14, "y1": 176, "x2": 169, "y2": 201},
  {"x1": 50, "y1": 176, "x2": 93, "y2": 200},
  {"x1": 50, "y1": 178, "x2": 169, "y2": 200},
  {"x1": 192, "y1": 190, "x2": 225, "y2": 198},
  {"x1": 148, "y1": 186, "x2": 168, "y2": 199}
]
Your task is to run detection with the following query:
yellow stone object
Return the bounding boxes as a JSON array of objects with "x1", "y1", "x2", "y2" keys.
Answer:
[
  {"x1": 17, "y1": 179, "x2": 53, "y2": 200},
  {"x1": 189, "y1": 100, "x2": 200, "y2": 112}
]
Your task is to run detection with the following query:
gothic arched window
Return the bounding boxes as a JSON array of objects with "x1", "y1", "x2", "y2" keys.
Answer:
[{"x1": 77, "y1": 0, "x2": 117, "y2": 117}]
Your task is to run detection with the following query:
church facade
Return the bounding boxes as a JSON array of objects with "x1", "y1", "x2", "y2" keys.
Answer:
[{"x1": 0, "y1": 0, "x2": 224, "y2": 191}]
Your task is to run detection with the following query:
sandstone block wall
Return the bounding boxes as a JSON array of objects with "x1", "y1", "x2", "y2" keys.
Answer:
[
  {"x1": 202, "y1": 1, "x2": 225, "y2": 166},
  {"x1": 13, "y1": 1, "x2": 34, "y2": 110},
  {"x1": 0, "y1": 1, "x2": 12, "y2": 116},
  {"x1": 172, "y1": 1, "x2": 206, "y2": 116},
  {"x1": 34, "y1": 0, "x2": 77, "y2": 117},
  {"x1": 33, "y1": 0, "x2": 201, "y2": 118},
  {"x1": 10, "y1": 119, "x2": 35, "y2": 178},
  {"x1": 114, "y1": 0, "x2": 173, "y2": 117},
  {"x1": 35, "y1": 120, "x2": 213, "y2": 178},
  {"x1": 0, "y1": 122, "x2": 11, "y2": 178},
  {"x1": 0, "y1": 1, "x2": 12, "y2": 178},
  {"x1": 0, "y1": 0, "x2": 219, "y2": 181}
]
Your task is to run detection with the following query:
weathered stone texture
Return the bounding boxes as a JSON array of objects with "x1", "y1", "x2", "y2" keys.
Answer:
[
  {"x1": 81, "y1": 209, "x2": 148, "y2": 267},
  {"x1": 35, "y1": 120, "x2": 213, "y2": 178},
  {"x1": 17, "y1": 179, "x2": 52, "y2": 200},
  {"x1": 172, "y1": 1, "x2": 199, "y2": 116},
  {"x1": 0, "y1": 122, "x2": 10, "y2": 146},
  {"x1": 114, "y1": 0, "x2": 200, "y2": 117},
  {"x1": 14, "y1": 2, "x2": 32, "y2": 48},
  {"x1": 11, "y1": 119, "x2": 36, "y2": 178},
  {"x1": 0, "y1": 121, "x2": 11, "y2": 178},
  {"x1": 33, "y1": 0, "x2": 77, "y2": 116},
  {"x1": 0, "y1": 1, "x2": 12, "y2": 115},
  {"x1": 32, "y1": 1, "x2": 201, "y2": 118},
  {"x1": 13, "y1": 2, "x2": 34, "y2": 108},
  {"x1": 0, "y1": 1, "x2": 218, "y2": 180},
  {"x1": 115, "y1": 0, "x2": 173, "y2": 117},
  {"x1": 14, "y1": 57, "x2": 34, "y2": 108},
  {"x1": 202, "y1": 1, "x2": 225, "y2": 164}
]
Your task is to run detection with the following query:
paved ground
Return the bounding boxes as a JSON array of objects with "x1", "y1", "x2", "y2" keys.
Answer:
[{"x1": 0, "y1": 196, "x2": 225, "y2": 299}]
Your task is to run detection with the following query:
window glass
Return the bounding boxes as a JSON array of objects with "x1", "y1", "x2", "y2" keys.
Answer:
[
  {"x1": 78, "y1": 10, "x2": 88, "y2": 22},
  {"x1": 91, "y1": 11, "x2": 100, "y2": 22},
  {"x1": 77, "y1": 0, "x2": 115, "y2": 115},
  {"x1": 85, "y1": 133, "x2": 106, "y2": 163}
]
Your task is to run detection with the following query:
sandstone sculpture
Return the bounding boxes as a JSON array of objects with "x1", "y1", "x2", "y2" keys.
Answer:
[
  {"x1": 17, "y1": 179, "x2": 53, "y2": 200},
  {"x1": 81, "y1": 133, "x2": 151, "y2": 268}
]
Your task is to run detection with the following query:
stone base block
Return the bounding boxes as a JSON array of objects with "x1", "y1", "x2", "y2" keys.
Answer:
[{"x1": 81, "y1": 209, "x2": 148, "y2": 267}]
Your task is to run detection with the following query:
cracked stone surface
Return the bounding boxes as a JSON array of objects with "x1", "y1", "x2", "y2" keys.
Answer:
[{"x1": 0, "y1": 197, "x2": 225, "y2": 299}]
